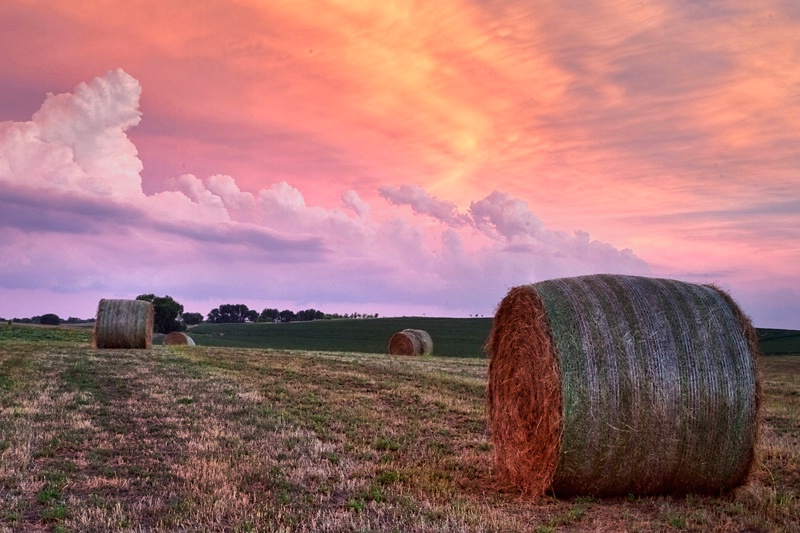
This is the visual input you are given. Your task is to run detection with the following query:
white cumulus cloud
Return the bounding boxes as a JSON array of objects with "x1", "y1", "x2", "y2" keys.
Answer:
[{"x1": 1, "y1": 68, "x2": 143, "y2": 199}]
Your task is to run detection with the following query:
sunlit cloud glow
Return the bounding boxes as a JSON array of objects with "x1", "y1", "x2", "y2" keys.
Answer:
[{"x1": 0, "y1": 1, "x2": 798, "y2": 327}]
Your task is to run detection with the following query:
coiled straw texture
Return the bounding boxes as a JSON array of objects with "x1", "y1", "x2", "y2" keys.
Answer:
[
  {"x1": 388, "y1": 329, "x2": 433, "y2": 356},
  {"x1": 486, "y1": 274, "x2": 760, "y2": 497},
  {"x1": 92, "y1": 299, "x2": 154, "y2": 349}
]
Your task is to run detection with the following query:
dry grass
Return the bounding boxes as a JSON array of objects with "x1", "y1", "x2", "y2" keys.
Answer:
[{"x1": 0, "y1": 337, "x2": 798, "y2": 532}]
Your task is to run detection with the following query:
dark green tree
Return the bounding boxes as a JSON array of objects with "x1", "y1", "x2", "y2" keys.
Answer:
[
  {"x1": 207, "y1": 308, "x2": 222, "y2": 323},
  {"x1": 182, "y1": 312, "x2": 203, "y2": 326},
  {"x1": 136, "y1": 294, "x2": 185, "y2": 333},
  {"x1": 259, "y1": 308, "x2": 279, "y2": 322},
  {"x1": 296, "y1": 309, "x2": 324, "y2": 321},
  {"x1": 207, "y1": 304, "x2": 251, "y2": 323},
  {"x1": 39, "y1": 313, "x2": 61, "y2": 325}
]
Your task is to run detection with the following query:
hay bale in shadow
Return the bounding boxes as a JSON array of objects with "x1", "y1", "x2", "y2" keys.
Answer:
[
  {"x1": 486, "y1": 274, "x2": 761, "y2": 497},
  {"x1": 163, "y1": 331, "x2": 195, "y2": 346},
  {"x1": 92, "y1": 299, "x2": 154, "y2": 349},
  {"x1": 388, "y1": 329, "x2": 433, "y2": 356}
]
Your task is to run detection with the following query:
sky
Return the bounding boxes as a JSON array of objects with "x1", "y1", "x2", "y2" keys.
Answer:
[{"x1": 1, "y1": 1, "x2": 798, "y2": 328}]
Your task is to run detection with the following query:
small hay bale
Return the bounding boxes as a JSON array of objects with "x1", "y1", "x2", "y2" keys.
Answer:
[
  {"x1": 486, "y1": 274, "x2": 761, "y2": 497},
  {"x1": 388, "y1": 329, "x2": 433, "y2": 356},
  {"x1": 163, "y1": 331, "x2": 195, "y2": 346},
  {"x1": 92, "y1": 299, "x2": 154, "y2": 349}
]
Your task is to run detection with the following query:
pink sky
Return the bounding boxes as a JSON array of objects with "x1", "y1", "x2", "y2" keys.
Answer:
[{"x1": 1, "y1": 1, "x2": 798, "y2": 327}]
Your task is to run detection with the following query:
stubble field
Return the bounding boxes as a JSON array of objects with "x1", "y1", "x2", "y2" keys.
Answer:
[{"x1": 0, "y1": 324, "x2": 798, "y2": 532}]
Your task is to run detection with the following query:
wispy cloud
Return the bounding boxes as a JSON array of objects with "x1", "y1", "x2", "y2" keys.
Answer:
[{"x1": 379, "y1": 185, "x2": 470, "y2": 226}]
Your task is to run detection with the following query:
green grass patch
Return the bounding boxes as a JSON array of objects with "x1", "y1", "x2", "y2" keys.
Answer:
[
  {"x1": 758, "y1": 328, "x2": 800, "y2": 355},
  {"x1": 187, "y1": 317, "x2": 492, "y2": 357},
  {"x1": 0, "y1": 322, "x2": 92, "y2": 343}
]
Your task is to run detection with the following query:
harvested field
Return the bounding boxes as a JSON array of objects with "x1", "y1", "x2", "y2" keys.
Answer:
[{"x1": 0, "y1": 324, "x2": 797, "y2": 532}]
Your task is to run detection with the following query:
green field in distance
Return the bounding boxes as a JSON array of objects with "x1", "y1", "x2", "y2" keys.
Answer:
[
  {"x1": 182, "y1": 318, "x2": 799, "y2": 358},
  {"x1": 185, "y1": 317, "x2": 494, "y2": 358}
]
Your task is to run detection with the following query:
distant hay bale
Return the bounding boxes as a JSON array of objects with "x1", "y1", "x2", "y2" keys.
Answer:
[
  {"x1": 92, "y1": 299, "x2": 154, "y2": 349},
  {"x1": 486, "y1": 274, "x2": 761, "y2": 497},
  {"x1": 388, "y1": 329, "x2": 433, "y2": 356},
  {"x1": 163, "y1": 331, "x2": 195, "y2": 346}
]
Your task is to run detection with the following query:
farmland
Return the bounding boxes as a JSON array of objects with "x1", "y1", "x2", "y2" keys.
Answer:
[
  {"x1": 757, "y1": 329, "x2": 800, "y2": 355},
  {"x1": 0, "y1": 324, "x2": 798, "y2": 532},
  {"x1": 183, "y1": 318, "x2": 798, "y2": 357},
  {"x1": 4, "y1": 317, "x2": 798, "y2": 357},
  {"x1": 184, "y1": 317, "x2": 493, "y2": 357}
]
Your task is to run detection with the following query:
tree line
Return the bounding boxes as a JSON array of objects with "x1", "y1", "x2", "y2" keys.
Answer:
[
  {"x1": 205, "y1": 304, "x2": 378, "y2": 324},
  {"x1": 5, "y1": 294, "x2": 379, "y2": 334},
  {"x1": 148, "y1": 295, "x2": 377, "y2": 332},
  {"x1": 4, "y1": 315, "x2": 89, "y2": 325}
]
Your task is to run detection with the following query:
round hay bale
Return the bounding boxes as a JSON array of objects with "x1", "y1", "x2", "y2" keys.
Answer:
[
  {"x1": 92, "y1": 299, "x2": 154, "y2": 349},
  {"x1": 388, "y1": 329, "x2": 433, "y2": 356},
  {"x1": 486, "y1": 274, "x2": 761, "y2": 497},
  {"x1": 163, "y1": 331, "x2": 195, "y2": 346}
]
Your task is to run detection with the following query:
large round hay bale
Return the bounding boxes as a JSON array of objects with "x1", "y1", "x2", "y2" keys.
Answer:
[
  {"x1": 163, "y1": 331, "x2": 195, "y2": 346},
  {"x1": 388, "y1": 329, "x2": 433, "y2": 356},
  {"x1": 486, "y1": 274, "x2": 761, "y2": 497},
  {"x1": 92, "y1": 299, "x2": 154, "y2": 349}
]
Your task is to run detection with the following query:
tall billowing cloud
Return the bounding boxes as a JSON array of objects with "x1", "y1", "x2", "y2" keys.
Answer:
[
  {"x1": 1, "y1": 69, "x2": 143, "y2": 199},
  {"x1": 0, "y1": 70, "x2": 649, "y2": 320}
]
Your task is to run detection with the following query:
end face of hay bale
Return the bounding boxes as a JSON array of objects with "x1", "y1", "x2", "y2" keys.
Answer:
[
  {"x1": 388, "y1": 329, "x2": 433, "y2": 356},
  {"x1": 486, "y1": 274, "x2": 761, "y2": 497},
  {"x1": 163, "y1": 331, "x2": 195, "y2": 346},
  {"x1": 92, "y1": 299, "x2": 154, "y2": 349},
  {"x1": 485, "y1": 286, "x2": 563, "y2": 496}
]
